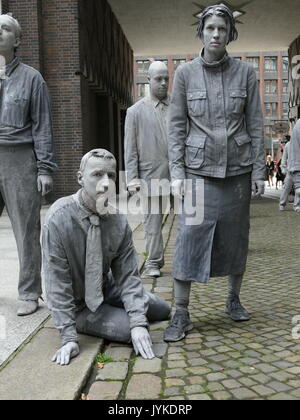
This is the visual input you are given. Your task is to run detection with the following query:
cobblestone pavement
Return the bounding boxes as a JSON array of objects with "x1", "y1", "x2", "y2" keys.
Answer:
[{"x1": 86, "y1": 197, "x2": 300, "y2": 401}]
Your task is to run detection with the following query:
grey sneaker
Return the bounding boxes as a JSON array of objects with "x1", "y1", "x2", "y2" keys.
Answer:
[
  {"x1": 164, "y1": 309, "x2": 193, "y2": 342},
  {"x1": 279, "y1": 205, "x2": 286, "y2": 211},
  {"x1": 142, "y1": 267, "x2": 161, "y2": 278},
  {"x1": 225, "y1": 298, "x2": 250, "y2": 322},
  {"x1": 17, "y1": 300, "x2": 39, "y2": 316}
]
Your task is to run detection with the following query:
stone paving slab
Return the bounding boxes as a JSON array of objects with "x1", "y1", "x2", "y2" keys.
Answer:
[{"x1": 0, "y1": 328, "x2": 103, "y2": 400}]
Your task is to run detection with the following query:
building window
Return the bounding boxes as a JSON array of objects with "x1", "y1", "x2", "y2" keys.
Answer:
[
  {"x1": 265, "y1": 57, "x2": 277, "y2": 71},
  {"x1": 137, "y1": 83, "x2": 150, "y2": 98},
  {"x1": 246, "y1": 57, "x2": 259, "y2": 69},
  {"x1": 265, "y1": 80, "x2": 277, "y2": 94},
  {"x1": 282, "y1": 102, "x2": 289, "y2": 117},
  {"x1": 265, "y1": 126, "x2": 272, "y2": 138},
  {"x1": 137, "y1": 60, "x2": 150, "y2": 74},
  {"x1": 173, "y1": 59, "x2": 186, "y2": 71},
  {"x1": 282, "y1": 57, "x2": 289, "y2": 72},
  {"x1": 282, "y1": 80, "x2": 289, "y2": 93},
  {"x1": 265, "y1": 102, "x2": 278, "y2": 117}
]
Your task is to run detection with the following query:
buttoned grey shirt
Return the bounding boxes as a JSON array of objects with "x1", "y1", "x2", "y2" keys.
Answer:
[
  {"x1": 289, "y1": 120, "x2": 300, "y2": 189},
  {"x1": 0, "y1": 57, "x2": 57, "y2": 174},
  {"x1": 43, "y1": 190, "x2": 149, "y2": 345},
  {"x1": 125, "y1": 95, "x2": 170, "y2": 195},
  {"x1": 168, "y1": 51, "x2": 265, "y2": 181}
]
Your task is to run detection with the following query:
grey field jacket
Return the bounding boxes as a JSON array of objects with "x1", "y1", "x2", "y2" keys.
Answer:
[{"x1": 168, "y1": 52, "x2": 265, "y2": 181}]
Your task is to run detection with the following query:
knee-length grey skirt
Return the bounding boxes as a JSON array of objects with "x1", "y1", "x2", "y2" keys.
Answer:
[{"x1": 173, "y1": 173, "x2": 252, "y2": 283}]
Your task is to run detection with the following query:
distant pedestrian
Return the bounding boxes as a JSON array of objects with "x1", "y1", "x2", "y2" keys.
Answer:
[
  {"x1": 275, "y1": 158, "x2": 285, "y2": 189},
  {"x1": 266, "y1": 155, "x2": 275, "y2": 187}
]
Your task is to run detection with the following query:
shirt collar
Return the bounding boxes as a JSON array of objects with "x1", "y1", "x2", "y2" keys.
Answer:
[
  {"x1": 75, "y1": 189, "x2": 111, "y2": 221},
  {"x1": 150, "y1": 94, "x2": 170, "y2": 108},
  {"x1": 199, "y1": 49, "x2": 229, "y2": 69},
  {"x1": 0, "y1": 56, "x2": 20, "y2": 78}
]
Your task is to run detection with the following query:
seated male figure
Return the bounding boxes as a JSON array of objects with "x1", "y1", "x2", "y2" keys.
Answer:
[{"x1": 43, "y1": 149, "x2": 170, "y2": 365}]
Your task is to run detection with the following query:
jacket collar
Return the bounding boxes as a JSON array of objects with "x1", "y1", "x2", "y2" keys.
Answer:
[
  {"x1": 0, "y1": 56, "x2": 20, "y2": 78},
  {"x1": 199, "y1": 49, "x2": 229, "y2": 69}
]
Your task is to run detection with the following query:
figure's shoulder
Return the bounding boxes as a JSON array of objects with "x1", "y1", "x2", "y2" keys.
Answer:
[
  {"x1": 128, "y1": 97, "x2": 148, "y2": 113},
  {"x1": 229, "y1": 56, "x2": 253, "y2": 73},
  {"x1": 44, "y1": 194, "x2": 77, "y2": 227},
  {"x1": 18, "y1": 62, "x2": 45, "y2": 82}
]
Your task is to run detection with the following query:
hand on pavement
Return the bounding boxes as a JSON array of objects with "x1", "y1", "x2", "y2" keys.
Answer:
[
  {"x1": 131, "y1": 327, "x2": 155, "y2": 359},
  {"x1": 51, "y1": 342, "x2": 80, "y2": 366}
]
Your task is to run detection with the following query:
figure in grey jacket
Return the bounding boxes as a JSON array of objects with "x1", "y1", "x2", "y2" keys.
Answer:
[
  {"x1": 125, "y1": 61, "x2": 170, "y2": 278},
  {"x1": 0, "y1": 14, "x2": 57, "y2": 316},
  {"x1": 279, "y1": 138, "x2": 300, "y2": 211},
  {"x1": 43, "y1": 149, "x2": 170, "y2": 366},
  {"x1": 288, "y1": 119, "x2": 300, "y2": 212},
  {"x1": 164, "y1": 4, "x2": 265, "y2": 342}
]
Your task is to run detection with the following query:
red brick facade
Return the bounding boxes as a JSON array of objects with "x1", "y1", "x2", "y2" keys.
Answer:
[{"x1": 3, "y1": 0, "x2": 133, "y2": 199}]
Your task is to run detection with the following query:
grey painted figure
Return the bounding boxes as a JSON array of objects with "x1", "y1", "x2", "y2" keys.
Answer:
[
  {"x1": 165, "y1": 4, "x2": 265, "y2": 342},
  {"x1": 279, "y1": 140, "x2": 300, "y2": 211},
  {"x1": 0, "y1": 14, "x2": 57, "y2": 316},
  {"x1": 43, "y1": 149, "x2": 170, "y2": 366},
  {"x1": 124, "y1": 61, "x2": 170, "y2": 278},
  {"x1": 288, "y1": 119, "x2": 300, "y2": 212}
]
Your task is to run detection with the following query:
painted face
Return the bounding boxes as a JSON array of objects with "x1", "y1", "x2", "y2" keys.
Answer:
[
  {"x1": 202, "y1": 14, "x2": 228, "y2": 56},
  {"x1": 149, "y1": 67, "x2": 169, "y2": 101},
  {"x1": 79, "y1": 157, "x2": 116, "y2": 212},
  {"x1": 0, "y1": 15, "x2": 20, "y2": 56}
]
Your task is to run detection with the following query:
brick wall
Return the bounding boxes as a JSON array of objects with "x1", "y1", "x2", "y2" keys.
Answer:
[
  {"x1": 2, "y1": 0, "x2": 133, "y2": 198},
  {"x1": 7, "y1": 0, "x2": 83, "y2": 198}
]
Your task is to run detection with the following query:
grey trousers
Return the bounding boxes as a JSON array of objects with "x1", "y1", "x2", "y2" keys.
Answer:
[
  {"x1": 280, "y1": 172, "x2": 300, "y2": 208},
  {"x1": 143, "y1": 196, "x2": 170, "y2": 270},
  {"x1": 76, "y1": 291, "x2": 171, "y2": 343},
  {"x1": 0, "y1": 145, "x2": 42, "y2": 300}
]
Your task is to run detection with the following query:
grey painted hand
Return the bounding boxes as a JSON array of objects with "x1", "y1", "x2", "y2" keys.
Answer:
[
  {"x1": 37, "y1": 174, "x2": 53, "y2": 196},
  {"x1": 52, "y1": 342, "x2": 80, "y2": 366},
  {"x1": 251, "y1": 180, "x2": 265, "y2": 198},
  {"x1": 131, "y1": 327, "x2": 155, "y2": 359},
  {"x1": 127, "y1": 180, "x2": 141, "y2": 196},
  {"x1": 172, "y1": 179, "x2": 184, "y2": 198}
]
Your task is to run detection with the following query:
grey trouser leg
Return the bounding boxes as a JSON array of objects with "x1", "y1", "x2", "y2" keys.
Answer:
[
  {"x1": 280, "y1": 173, "x2": 294, "y2": 207},
  {"x1": 76, "y1": 291, "x2": 171, "y2": 343},
  {"x1": 143, "y1": 196, "x2": 165, "y2": 270},
  {"x1": 0, "y1": 146, "x2": 42, "y2": 300}
]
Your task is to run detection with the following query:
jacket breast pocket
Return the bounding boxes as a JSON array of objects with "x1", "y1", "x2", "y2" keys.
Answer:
[
  {"x1": 0, "y1": 94, "x2": 29, "y2": 129},
  {"x1": 185, "y1": 135, "x2": 206, "y2": 169},
  {"x1": 229, "y1": 89, "x2": 247, "y2": 118},
  {"x1": 187, "y1": 90, "x2": 207, "y2": 117},
  {"x1": 234, "y1": 133, "x2": 252, "y2": 166}
]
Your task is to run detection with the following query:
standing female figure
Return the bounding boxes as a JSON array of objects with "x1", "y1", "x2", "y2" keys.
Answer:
[{"x1": 165, "y1": 4, "x2": 265, "y2": 342}]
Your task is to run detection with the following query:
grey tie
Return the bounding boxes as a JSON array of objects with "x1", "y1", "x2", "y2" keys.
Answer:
[{"x1": 85, "y1": 214, "x2": 104, "y2": 312}]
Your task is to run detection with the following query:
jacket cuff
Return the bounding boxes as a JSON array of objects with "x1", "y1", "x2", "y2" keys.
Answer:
[
  {"x1": 129, "y1": 315, "x2": 149, "y2": 331},
  {"x1": 60, "y1": 325, "x2": 79, "y2": 346}
]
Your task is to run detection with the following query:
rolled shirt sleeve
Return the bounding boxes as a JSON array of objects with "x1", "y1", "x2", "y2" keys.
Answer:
[
  {"x1": 43, "y1": 221, "x2": 78, "y2": 345},
  {"x1": 111, "y1": 221, "x2": 149, "y2": 330},
  {"x1": 31, "y1": 81, "x2": 58, "y2": 175},
  {"x1": 124, "y1": 108, "x2": 139, "y2": 186},
  {"x1": 245, "y1": 67, "x2": 265, "y2": 181},
  {"x1": 168, "y1": 66, "x2": 188, "y2": 181}
]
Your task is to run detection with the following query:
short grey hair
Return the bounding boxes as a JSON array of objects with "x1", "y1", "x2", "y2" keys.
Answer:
[
  {"x1": 79, "y1": 149, "x2": 117, "y2": 173},
  {"x1": 1, "y1": 13, "x2": 22, "y2": 39}
]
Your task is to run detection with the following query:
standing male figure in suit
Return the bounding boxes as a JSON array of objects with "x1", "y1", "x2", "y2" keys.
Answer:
[{"x1": 125, "y1": 61, "x2": 170, "y2": 278}]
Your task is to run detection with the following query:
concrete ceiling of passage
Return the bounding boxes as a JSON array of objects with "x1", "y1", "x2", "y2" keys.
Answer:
[{"x1": 108, "y1": 0, "x2": 300, "y2": 55}]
